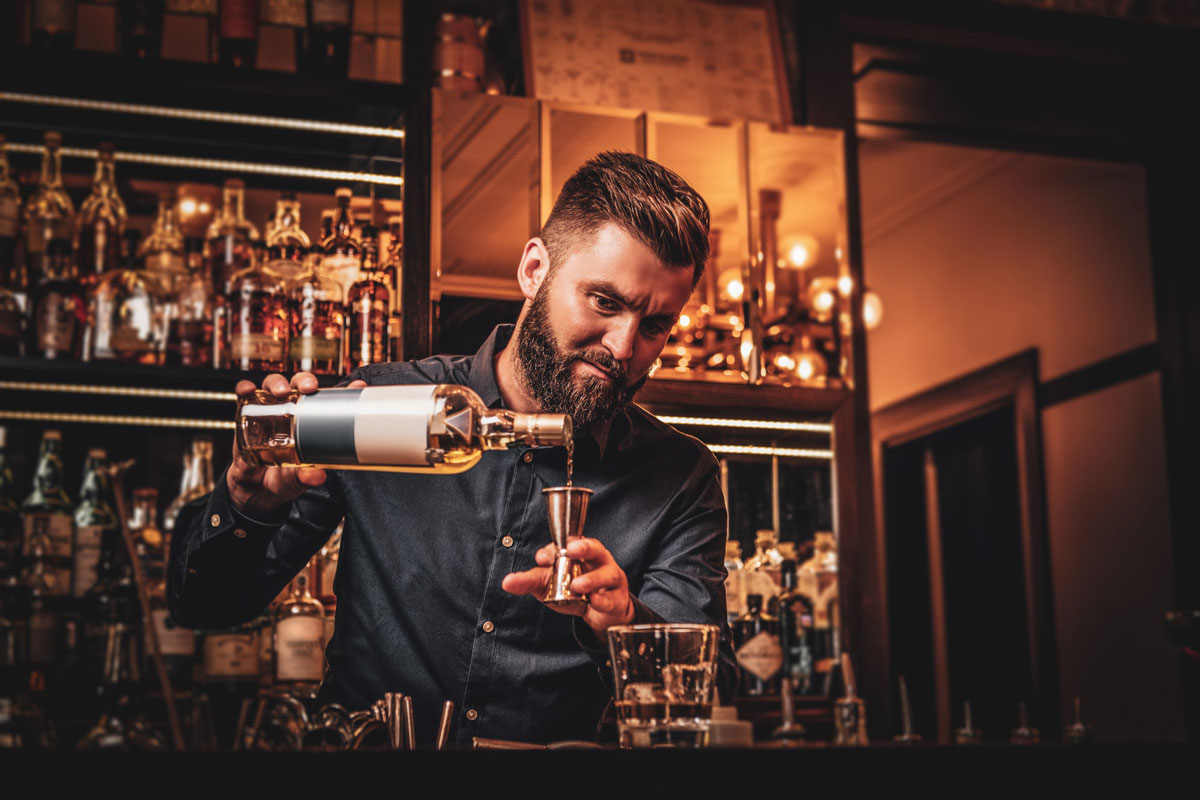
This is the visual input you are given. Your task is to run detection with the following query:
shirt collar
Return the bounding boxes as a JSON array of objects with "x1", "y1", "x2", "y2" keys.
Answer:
[{"x1": 469, "y1": 324, "x2": 615, "y2": 460}]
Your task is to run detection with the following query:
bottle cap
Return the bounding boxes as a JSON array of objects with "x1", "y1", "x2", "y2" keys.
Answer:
[
  {"x1": 335, "y1": 187, "x2": 353, "y2": 200},
  {"x1": 44, "y1": 131, "x2": 62, "y2": 147},
  {"x1": 755, "y1": 529, "x2": 776, "y2": 546},
  {"x1": 225, "y1": 178, "x2": 245, "y2": 190},
  {"x1": 43, "y1": 430, "x2": 62, "y2": 441},
  {"x1": 87, "y1": 449, "x2": 107, "y2": 459}
]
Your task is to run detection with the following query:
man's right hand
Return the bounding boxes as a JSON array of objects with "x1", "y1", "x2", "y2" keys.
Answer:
[{"x1": 227, "y1": 371, "x2": 367, "y2": 519}]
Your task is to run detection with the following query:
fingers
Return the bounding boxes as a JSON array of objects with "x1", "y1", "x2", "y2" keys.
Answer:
[
  {"x1": 235, "y1": 379, "x2": 258, "y2": 398},
  {"x1": 347, "y1": 379, "x2": 367, "y2": 389},
  {"x1": 534, "y1": 543, "x2": 556, "y2": 567},
  {"x1": 570, "y1": 563, "x2": 624, "y2": 596},
  {"x1": 585, "y1": 588, "x2": 631, "y2": 616},
  {"x1": 263, "y1": 373, "x2": 292, "y2": 399},
  {"x1": 501, "y1": 567, "x2": 550, "y2": 596},
  {"x1": 291, "y1": 372, "x2": 320, "y2": 394},
  {"x1": 295, "y1": 467, "x2": 328, "y2": 487},
  {"x1": 565, "y1": 537, "x2": 615, "y2": 568}
]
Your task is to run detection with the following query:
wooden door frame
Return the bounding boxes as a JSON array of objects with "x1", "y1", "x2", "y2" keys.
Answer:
[{"x1": 870, "y1": 349, "x2": 1060, "y2": 734}]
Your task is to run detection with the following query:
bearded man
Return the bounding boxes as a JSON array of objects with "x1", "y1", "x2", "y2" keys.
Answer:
[{"x1": 170, "y1": 152, "x2": 738, "y2": 746}]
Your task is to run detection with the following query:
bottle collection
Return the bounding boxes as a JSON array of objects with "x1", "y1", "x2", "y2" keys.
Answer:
[
  {"x1": 0, "y1": 132, "x2": 402, "y2": 376},
  {"x1": 0, "y1": 426, "x2": 342, "y2": 750}
]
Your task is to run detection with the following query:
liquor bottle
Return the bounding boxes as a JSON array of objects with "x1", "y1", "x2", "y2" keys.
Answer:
[
  {"x1": 217, "y1": 0, "x2": 257, "y2": 68},
  {"x1": 733, "y1": 593, "x2": 782, "y2": 697},
  {"x1": 71, "y1": 449, "x2": 118, "y2": 599},
  {"x1": 76, "y1": 143, "x2": 127, "y2": 283},
  {"x1": 127, "y1": 488, "x2": 163, "y2": 583},
  {"x1": 31, "y1": 0, "x2": 77, "y2": 49},
  {"x1": 0, "y1": 427, "x2": 19, "y2": 577},
  {"x1": 237, "y1": 384, "x2": 572, "y2": 473},
  {"x1": 272, "y1": 568, "x2": 325, "y2": 695},
  {"x1": 163, "y1": 254, "x2": 215, "y2": 368},
  {"x1": 205, "y1": 178, "x2": 259, "y2": 298},
  {"x1": 22, "y1": 528, "x2": 61, "y2": 675},
  {"x1": 776, "y1": 559, "x2": 814, "y2": 696},
  {"x1": 305, "y1": 0, "x2": 351, "y2": 78},
  {"x1": 260, "y1": 0, "x2": 306, "y2": 70},
  {"x1": 346, "y1": 224, "x2": 389, "y2": 370},
  {"x1": 139, "y1": 191, "x2": 187, "y2": 295},
  {"x1": 23, "y1": 132, "x2": 75, "y2": 288},
  {"x1": 264, "y1": 192, "x2": 309, "y2": 287},
  {"x1": 742, "y1": 529, "x2": 783, "y2": 613},
  {"x1": 78, "y1": 613, "x2": 166, "y2": 750},
  {"x1": 163, "y1": 435, "x2": 214, "y2": 532},
  {"x1": 30, "y1": 252, "x2": 85, "y2": 360},
  {"x1": 200, "y1": 618, "x2": 258, "y2": 746},
  {"x1": 723, "y1": 540, "x2": 743, "y2": 625},
  {"x1": 802, "y1": 531, "x2": 838, "y2": 675},
  {"x1": 319, "y1": 188, "x2": 361, "y2": 300},
  {"x1": 85, "y1": 228, "x2": 167, "y2": 364},
  {"x1": 21, "y1": 430, "x2": 74, "y2": 597},
  {"x1": 225, "y1": 249, "x2": 289, "y2": 372},
  {"x1": 287, "y1": 265, "x2": 342, "y2": 375},
  {"x1": 383, "y1": 214, "x2": 403, "y2": 361},
  {"x1": 0, "y1": 135, "x2": 21, "y2": 291},
  {"x1": 122, "y1": 0, "x2": 162, "y2": 59},
  {"x1": 0, "y1": 285, "x2": 21, "y2": 357}
]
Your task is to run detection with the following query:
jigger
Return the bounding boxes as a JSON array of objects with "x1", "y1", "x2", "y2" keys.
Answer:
[{"x1": 542, "y1": 486, "x2": 593, "y2": 613}]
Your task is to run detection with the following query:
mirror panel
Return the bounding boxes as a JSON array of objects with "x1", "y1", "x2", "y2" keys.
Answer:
[{"x1": 545, "y1": 105, "x2": 644, "y2": 223}]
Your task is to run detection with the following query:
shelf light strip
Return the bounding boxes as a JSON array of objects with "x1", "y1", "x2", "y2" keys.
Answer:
[
  {"x1": 655, "y1": 415, "x2": 831, "y2": 434},
  {"x1": 708, "y1": 444, "x2": 833, "y2": 460},
  {"x1": 0, "y1": 381, "x2": 235, "y2": 402},
  {"x1": 0, "y1": 91, "x2": 404, "y2": 139},
  {"x1": 6, "y1": 143, "x2": 403, "y2": 186},
  {"x1": 0, "y1": 410, "x2": 234, "y2": 431}
]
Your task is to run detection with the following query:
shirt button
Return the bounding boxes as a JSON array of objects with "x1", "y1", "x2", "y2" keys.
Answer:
[
  {"x1": 501, "y1": 535, "x2": 514, "y2": 548},
  {"x1": 522, "y1": 451, "x2": 533, "y2": 464},
  {"x1": 465, "y1": 708, "x2": 478, "y2": 721},
  {"x1": 482, "y1": 621, "x2": 494, "y2": 633},
  {"x1": 210, "y1": 514, "x2": 221, "y2": 527},
  {"x1": 234, "y1": 528, "x2": 247, "y2": 539}
]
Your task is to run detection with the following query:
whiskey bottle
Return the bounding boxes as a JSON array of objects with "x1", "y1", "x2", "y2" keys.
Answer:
[
  {"x1": 84, "y1": 228, "x2": 167, "y2": 364},
  {"x1": 144, "y1": 541, "x2": 196, "y2": 694},
  {"x1": 200, "y1": 619, "x2": 258, "y2": 745},
  {"x1": 383, "y1": 214, "x2": 403, "y2": 361},
  {"x1": 217, "y1": 0, "x2": 258, "y2": 69},
  {"x1": 225, "y1": 251, "x2": 289, "y2": 372},
  {"x1": 733, "y1": 593, "x2": 782, "y2": 697},
  {"x1": 164, "y1": 435, "x2": 214, "y2": 532},
  {"x1": 272, "y1": 569, "x2": 325, "y2": 695},
  {"x1": 21, "y1": 430, "x2": 74, "y2": 597},
  {"x1": 305, "y1": 0, "x2": 351, "y2": 78},
  {"x1": 23, "y1": 132, "x2": 74, "y2": 288},
  {"x1": 319, "y1": 188, "x2": 361, "y2": 301},
  {"x1": 205, "y1": 178, "x2": 259, "y2": 297},
  {"x1": 264, "y1": 192, "x2": 309, "y2": 287},
  {"x1": 76, "y1": 142, "x2": 126, "y2": 283},
  {"x1": 22, "y1": 529, "x2": 60, "y2": 682},
  {"x1": 127, "y1": 488, "x2": 164, "y2": 583},
  {"x1": 139, "y1": 191, "x2": 187, "y2": 295},
  {"x1": 30, "y1": 250, "x2": 85, "y2": 360},
  {"x1": 776, "y1": 559, "x2": 814, "y2": 695},
  {"x1": 71, "y1": 449, "x2": 118, "y2": 599},
  {"x1": 0, "y1": 135, "x2": 24, "y2": 291},
  {"x1": 237, "y1": 384, "x2": 572, "y2": 473},
  {"x1": 0, "y1": 427, "x2": 19, "y2": 577},
  {"x1": 346, "y1": 224, "x2": 389, "y2": 370},
  {"x1": 287, "y1": 265, "x2": 342, "y2": 376},
  {"x1": 163, "y1": 256, "x2": 216, "y2": 368}
]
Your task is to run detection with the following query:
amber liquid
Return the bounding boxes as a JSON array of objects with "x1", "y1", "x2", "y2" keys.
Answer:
[
  {"x1": 566, "y1": 439, "x2": 574, "y2": 487},
  {"x1": 165, "y1": 318, "x2": 213, "y2": 368},
  {"x1": 227, "y1": 288, "x2": 288, "y2": 372},
  {"x1": 289, "y1": 296, "x2": 342, "y2": 375},
  {"x1": 346, "y1": 278, "x2": 388, "y2": 369}
]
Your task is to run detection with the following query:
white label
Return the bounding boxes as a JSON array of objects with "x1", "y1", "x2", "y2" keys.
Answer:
[
  {"x1": 275, "y1": 616, "x2": 325, "y2": 682},
  {"x1": 0, "y1": 196, "x2": 17, "y2": 237},
  {"x1": 352, "y1": 385, "x2": 436, "y2": 466},
  {"x1": 150, "y1": 609, "x2": 197, "y2": 657},
  {"x1": 321, "y1": 254, "x2": 362, "y2": 295},
  {"x1": 736, "y1": 631, "x2": 782, "y2": 682},
  {"x1": 72, "y1": 525, "x2": 104, "y2": 597},
  {"x1": 203, "y1": 633, "x2": 258, "y2": 679}
]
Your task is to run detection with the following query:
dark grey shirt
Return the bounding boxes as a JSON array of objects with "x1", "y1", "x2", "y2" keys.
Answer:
[{"x1": 169, "y1": 324, "x2": 737, "y2": 746}]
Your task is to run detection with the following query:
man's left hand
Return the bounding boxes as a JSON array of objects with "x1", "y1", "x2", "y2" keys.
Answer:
[{"x1": 501, "y1": 537, "x2": 635, "y2": 636}]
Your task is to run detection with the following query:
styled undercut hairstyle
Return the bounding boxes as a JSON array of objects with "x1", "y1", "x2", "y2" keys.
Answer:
[{"x1": 539, "y1": 151, "x2": 711, "y2": 289}]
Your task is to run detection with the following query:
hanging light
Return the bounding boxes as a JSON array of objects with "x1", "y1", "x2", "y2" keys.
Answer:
[
  {"x1": 782, "y1": 233, "x2": 820, "y2": 269},
  {"x1": 806, "y1": 277, "x2": 839, "y2": 323},
  {"x1": 791, "y1": 336, "x2": 828, "y2": 384}
]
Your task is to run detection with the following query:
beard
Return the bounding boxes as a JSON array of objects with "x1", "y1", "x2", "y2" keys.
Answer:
[{"x1": 514, "y1": 284, "x2": 649, "y2": 437}]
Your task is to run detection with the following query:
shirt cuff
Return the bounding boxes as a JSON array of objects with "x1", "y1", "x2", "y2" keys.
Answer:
[
  {"x1": 198, "y1": 475, "x2": 291, "y2": 547},
  {"x1": 572, "y1": 596, "x2": 665, "y2": 655}
]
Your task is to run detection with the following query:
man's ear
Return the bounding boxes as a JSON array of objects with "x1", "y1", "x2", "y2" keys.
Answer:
[{"x1": 516, "y1": 238, "x2": 550, "y2": 301}]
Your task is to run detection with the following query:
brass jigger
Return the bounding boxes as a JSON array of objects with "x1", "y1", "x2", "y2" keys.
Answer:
[{"x1": 542, "y1": 486, "x2": 592, "y2": 613}]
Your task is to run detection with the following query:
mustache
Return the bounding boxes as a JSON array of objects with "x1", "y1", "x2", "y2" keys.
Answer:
[{"x1": 570, "y1": 349, "x2": 628, "y2": 384}]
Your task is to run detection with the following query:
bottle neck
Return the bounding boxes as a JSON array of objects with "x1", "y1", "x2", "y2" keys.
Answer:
[
  {"x1": 40, "y1": 146, "x2": 64, "y2": 191},
  {"x1": 479, "y1": 410, "x2": 572, "y2": 450},
  {"x1": 334, "y1": 198, "x2": 354, "y2": 238},
  {"x1": 154, "y1": 199, "x2": 179, "y2": 237},
  {"x1": 0, "y1": 147, "x2": 12, "y2": 185},
  {"x1": 224, "y1": 187, "x2": 245, "y2": 223},
  {"x1": 77, "y1": 458, "x2": 111, "y2": 505},
  {"x1": 92, "y1": 158, "x2": 117, "y2": 197},
  {"x1": 194, "y1": 445, "x2": 215, "y2": 494}
]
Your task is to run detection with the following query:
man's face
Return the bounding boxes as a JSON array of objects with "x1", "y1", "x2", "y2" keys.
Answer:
[{"x1": 514, "y1": 223, "x2": 695, "y2": 435}]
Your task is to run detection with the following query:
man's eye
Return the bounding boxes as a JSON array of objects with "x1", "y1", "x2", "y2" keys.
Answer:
[
  {"x1": 642, "y1": 321, "x2": 669, "y2": 337},
  {"x1": 593, "y1": 295, "x2": 618, "y2": 312}
]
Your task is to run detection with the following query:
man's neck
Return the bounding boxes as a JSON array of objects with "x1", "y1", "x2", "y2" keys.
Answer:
[{"x1": 494, "y1": 339, "x2": 540, "y2": 413}]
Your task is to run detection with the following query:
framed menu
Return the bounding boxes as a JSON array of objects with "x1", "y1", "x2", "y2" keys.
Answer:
[{"x1": 520, "y1": 0, "x2": 792, "y2": 126}]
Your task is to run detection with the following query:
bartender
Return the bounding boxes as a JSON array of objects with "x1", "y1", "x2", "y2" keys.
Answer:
[{"x1": 170, "y1": 151, "x2": 738, "y2": 745}]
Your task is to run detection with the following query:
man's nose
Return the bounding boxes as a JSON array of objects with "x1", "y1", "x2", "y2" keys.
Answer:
[{"x1": 601, "y1": 316, "x2": 638, "y2": 366}]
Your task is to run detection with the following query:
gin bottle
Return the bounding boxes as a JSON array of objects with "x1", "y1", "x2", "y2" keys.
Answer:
[{"x1": 733, "y1": 593, "x2": 782, "y2": 697}]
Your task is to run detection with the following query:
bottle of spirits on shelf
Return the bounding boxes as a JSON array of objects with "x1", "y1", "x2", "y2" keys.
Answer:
[
  {"x1": 315, "y1": 521, "x2": 340, "y2": 608},
  {"x1": 237, "y1": 384, "x2": 572, "y2": 473},
  {"x1": 287, "y1": 266, "x2": 342, "y2": 376},
  {"x1": 164, "y1": 255, "x2": 216, "y2": 368},
  {"x1": 164, "y1": 435, "x2": 214, "y2": 532},
  {"x1": 319, "y1": 188, "x2": 362, "y2": 301},
  {"x1": 21, "y1": 430, "x2": 74, "y2": 597},
  {"x1": 200, "y1": 619, "x2": 259, "y2": 746},
  {"x1": 127, "y1": 488, "x2": 163, "y2": 583},
  {"x1": 76, "y1": 142, "x2": 127, "y2": 285},
  {"x1": 30, "y1": 253, "x2": 85, "y2": 361},
  {"x1": 71, "y1": 449, "x2": 118, "y2": 600},
  {"x1": 78, "y1": 607, "x2": 166, "y2": 750},
  {"x1": 742, "y1": 529, "x2": 784, "y2": 614},
  {"x1": 305, "y1": 0, "x2": 351, "y2": 78},
  {"x1": 225, "y1": 248, "x2": 289, "y2": 373},
  {"x1": 346, "y1": 223, "x2": 389, "y2": 370},
  {"x1": 139, "y1": 191, "x2": 187, "y2": 295},
  {"x1": 260, "y1": 0, "x2": 306, "y2": 71},
  {"x1": 217, "y1": 0, "x2": 258, "y2": 69},
  {"x1": 776, "y1": 559, "x2": 814, "y2": 696},
  {"x1": 0, "y1": 135, "x2": 23, "y2": 293},
  {"x1": 206, "y1": 178, "x2": 259, "y2": 298},
  {"x1": 23, "y1": 132, "x2": 74, "y2": 290},
  {"x1": 22, "y1": 528, "x2": 62, "y2": 687},
  {"x1": 723, "y1": 539, "x2": 744, "y2": 625},
  {"x1": 733, "y1": 593, "x2": 782, "y2": 697},
  {"x1": 383, "y1": 214, "x2": 402, "y2": 361},
  {"x1": 31, "y1": 0, "x2": 76, "y2": 49},
  {"x1": 85, "y1": 228, "x2": 167, "y2": 364},
  {"x1": 272, "y1": 567, "x2": 325, "y2": 696},
  {"x1": 264, "y1": 192, "x2": 309, "y2": 287},
  {"x1": 144, "y1": 536, "x2": 196, "y2": 695},
  {"x1": 802, "y1": 531, "x2": 838, "y2": 677}
]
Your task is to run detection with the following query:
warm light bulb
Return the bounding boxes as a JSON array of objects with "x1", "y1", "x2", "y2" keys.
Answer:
[
  {"x1": 726, "y1": 279, "x2": 744, "y2": 301},
  {"x1": 179, "y1": 198, "x2": 197, "y2": 216},
  {"x1": 789, "y1": 243, "x2": 810, "y2": 268},
  {"x1": 773, "y1": 352, "x2": 796, "y2": 372},
  {"x1": 863, "y1": 290, "x2": 884, "y2": 330},
  {"x1": 678, "y1": 313, "x2": 692, "y2": 329},
  {"x1": 838, "y1": 275, "x2": 853, "y2": 297},
  {"x1": 806, "y1": 277, "x2": 840, "y2": 323},
  {"x1": 198, "y1": 202, "x2": 211, "y2": 214},
  {"x1": 797, "y1": 358, "x2": 816, "y2": 381}
]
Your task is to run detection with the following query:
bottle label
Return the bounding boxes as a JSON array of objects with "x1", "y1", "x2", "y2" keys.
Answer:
[
  {"x1": 24, "y1": 512, "x2": 73, "y2": 560},
  {"x1": 320, "y1": 255, "x2": 361, "y2": 292},
  {"x1": 111, "y1": 324, "x2": 156, "y2": 354},
  {"x1": 36, "y1": 296, "x2": 77, "y2": 353},
  {"x1": 203, "y1": 632, "x2": 258, "y2": 679},
  {"x1": 0, "y1": 196, "x2": 17, "y2": 238},
  {"x1": 231, "y1": 332, "x2": 286, "y2": 362},
  {"x1": 219, "y1": 0, "x2": 258, "y2": 38},
  {"x1": 293, "y1": 385, "x2": 435, "y2": 467},
  {"x1": 149, "y1": 608, "x2": 197, "y2": 657},
  {"x1": 275, "y1": 615, "x2": 325, "y2": 681},
  {"x1": 735, "y1": 631, "x2": 783, "y2": 681},
  {"x1": 290, "y1": 335, "x2": 340, "y2": 362},
  {"x1": 310, "y1": 0, "x2": 351, "y2": 26},
  {"x1": 72, "y1": 525, "x2": 105, "y2": 598}
]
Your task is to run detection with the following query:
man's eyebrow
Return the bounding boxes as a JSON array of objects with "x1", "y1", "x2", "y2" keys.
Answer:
[{"x1": 583, "y1": 280, "x2": 677, "y2": 324}]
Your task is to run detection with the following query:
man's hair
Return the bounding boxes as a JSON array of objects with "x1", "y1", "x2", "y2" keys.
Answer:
[{"x1": 539, "y1": 151, "x2": 710, "y2": 289}]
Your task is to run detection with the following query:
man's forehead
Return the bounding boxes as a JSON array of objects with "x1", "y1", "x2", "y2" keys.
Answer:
[{"x1": 556, "y1": 223, "x2": 694, "y2": 306}]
